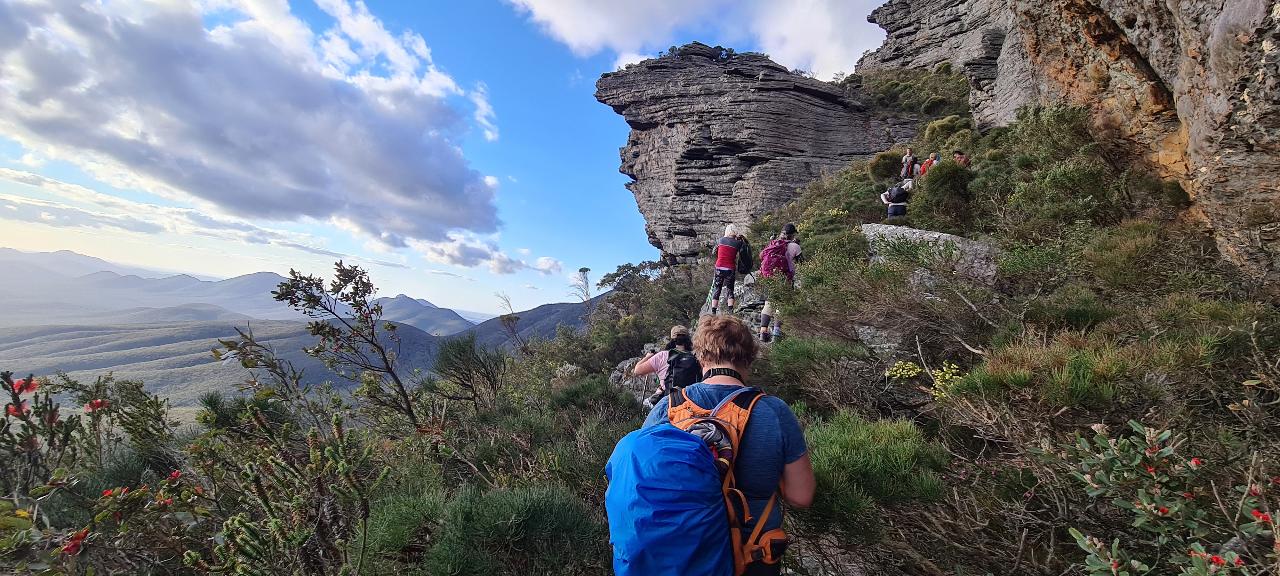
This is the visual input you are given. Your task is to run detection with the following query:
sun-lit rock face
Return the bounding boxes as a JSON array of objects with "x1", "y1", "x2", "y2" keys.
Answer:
[
  {"x1": 858, "y1": 0, "x2": 1280, "y2": 287},
  {"x1": 596, "y1": 42, "x2": 918, "y2": 263}
]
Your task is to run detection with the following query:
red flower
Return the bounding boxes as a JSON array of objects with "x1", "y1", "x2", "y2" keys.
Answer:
[
  {"x1": 1235, "y1": 557, "x2": 1245, "y2": 566},
  {"x1": 1157, "y1": 506, "x2": 1169, "y2": 515},
  {"x1": 61, "y1": 528, "x2": 89, "y2": 556},
  {"x1": 1250, "y1": 509, "x2": 1273, "y2": 524},
  {"x1": 119, "y1": 486, "x2": 129, "y2": 496},
  {"x1": 1189, "y1": 457, "x2": 1204, "y2": 468},
  {"x1": 5, "y1": 401, "x2": 30, "y2": 417},
  {"x1": 101, "y1": 488, "x2": 114, "y2": 498},
  {"x1": 167, "y1": 470, "x2": 182, "y2": 482},
  {"x1": 13, "y1": 378, "x2": 37, "y2": 394},
  {"x1": 160, "y1": 498, "x2": 173, "y2": 507},
  {"x1": 1110, "y1": 560, "x2": 1119, "y2": 570},
  {"x1": 1210, "y1": 555, "x2": 1224, "y2": 566},
  {"x1": 1145, "y1": 465, "x2": 1157, "y2": 475},
  {"x1": 1182, "y1": 492, "x2": 1195, "y2": 499},
  {"x1": 84, "y1": 398, "x2": 110, "y2": 413}
]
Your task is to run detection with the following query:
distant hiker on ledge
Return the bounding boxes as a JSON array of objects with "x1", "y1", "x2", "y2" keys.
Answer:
[
  {"x1": 920, "y1": 152, "x2": 939, "y2": 176},
  {"x1": 880, "y1": 178, "x2": 912, "y2": 218},
  {"x1": 900, "y1": 147, "x2": 918, "y2": 179},
  {"x1": 606, "y1": 315, "x2": 815, "y2": 576},
  {"x1": 757, "y1": 224, "x2": 801, "y2": 342},
  {"x1": 708, "y1": 224, "x2": 748, "y2": 315},
  {"x1": 953, "y1": 150, "x2": 971, "y2": 168},
  {"x1": 633, "y1": 325, "x2": 702, "y2": 409}
]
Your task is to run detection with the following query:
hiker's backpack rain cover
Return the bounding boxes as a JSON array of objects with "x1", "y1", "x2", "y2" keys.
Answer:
[{"x1": 605, "y1": 424, "x2": 733, "y2": 576}]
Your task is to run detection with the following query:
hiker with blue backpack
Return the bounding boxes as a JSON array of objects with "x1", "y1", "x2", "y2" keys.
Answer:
[
  {"x1": 757, "y1": 224, "x2": 802, "y2": 342},
  {"x1": 606, "y1": 314, "x2": 816, "y2": 576},
  {"x1": 632, "y1": 325, "x2": 703, "y2": 408}
]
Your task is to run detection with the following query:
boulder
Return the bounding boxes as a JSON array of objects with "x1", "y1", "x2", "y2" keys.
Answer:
[{"x1": 860, "y1": 223, "x2": 1000, "y2": 284}]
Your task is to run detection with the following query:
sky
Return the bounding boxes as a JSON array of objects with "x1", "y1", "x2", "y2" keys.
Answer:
[{"x1": 0, "y1": 0, "x2": 886, "y2": 314}]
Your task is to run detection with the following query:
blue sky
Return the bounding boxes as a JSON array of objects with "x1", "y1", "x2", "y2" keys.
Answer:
[{"x1": 0, "y1": 0, "x2": 884, "y2": 314}]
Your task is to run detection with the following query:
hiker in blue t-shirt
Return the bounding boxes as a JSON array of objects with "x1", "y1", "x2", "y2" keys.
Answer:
[{"x1": 643, "y1": 315, "x2": 815, "y2": 576}]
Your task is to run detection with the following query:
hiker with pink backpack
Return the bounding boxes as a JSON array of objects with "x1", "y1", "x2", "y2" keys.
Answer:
[{"x1": 757, "y1": 223, "x2": 801, "y2": 342}]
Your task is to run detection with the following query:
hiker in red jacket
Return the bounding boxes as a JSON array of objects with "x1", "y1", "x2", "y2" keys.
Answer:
[
  {"x1": 757, "y1": 224, "x2": 801, "y2": 342},
  {"x1": 709, "y1": 224, "x2": 747, "y2": 315}
]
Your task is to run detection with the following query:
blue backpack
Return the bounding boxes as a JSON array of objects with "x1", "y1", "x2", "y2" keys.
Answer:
[{"x1": 606, "y1": 388, "x2": 782, "y2": 576}]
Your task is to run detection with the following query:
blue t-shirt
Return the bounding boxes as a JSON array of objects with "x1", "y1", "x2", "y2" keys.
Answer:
[{"x1": 643, "y1": 383, "x2": 807, "y2": 534}]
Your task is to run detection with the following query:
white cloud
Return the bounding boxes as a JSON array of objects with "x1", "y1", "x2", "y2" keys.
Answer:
[
  {"x1": 506, "y1": 0, "x2": 723, "y2": 56},
  {"x1": 408, "y1": 234, "x2": 563, "y2": 276},
  {"x1": 0, "y1": 0, "x2": 501, "y2": 249},
  {"x1": 506, "y1": 0, "x2": 886, "y2": 78},
  {"x1": 0, "y1": 168, "x2": 353, "y2": 259},
  {"x1": 470, "y1": 83, "x2": 499, "y2": 142},
  {"x1": 532, "y1": 256, "x2": 563, "y2": 275},
  {"x1": 523, "y1": 284, "x2": 539, "y2": 290}
]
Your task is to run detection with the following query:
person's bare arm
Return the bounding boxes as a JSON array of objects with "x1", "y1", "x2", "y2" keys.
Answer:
[
  {"x1": 781, "y1": 453, "x2": 816, "y2": 508},
  {"x1": 632, "y1": 354, "x2": 657, "y2": 377}
]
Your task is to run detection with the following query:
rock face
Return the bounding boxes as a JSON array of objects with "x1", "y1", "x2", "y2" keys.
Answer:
[
  {"x1": 597, "y1": 43, "x2": 918, "y2": 263},
  {"x1": 857, "y1": 0, "x2": 1280, "y2": 288}
]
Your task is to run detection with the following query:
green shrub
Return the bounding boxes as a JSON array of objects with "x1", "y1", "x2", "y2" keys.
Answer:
[
  {"x1": 1083, "y1": 220, "x2": 1159, "y2": 289},
  {"x1": 1027, "y1": 284, "x2": 1115, "y2": 330},
  {"x1": 1043, "y1": 352, "x2": 1119, "y2": 409},
  {"x1": 868, "y1": 149, "x2": 904, "y2": 180},
  {"x1": 909, "y1": 160, "x2": 973, "y2": 233},
  {"x1": 798, "y1": 412, "x2": 948, "y2": 543},
  {"x1": 421, "y1": 484, "x2": 606, "y2": 576},
  {"x1": 919, "y1": 115, "x2": 972, "y2": 153},
  {"x1": 1005, "y1": 156, "x2": 1116, "y2": 239},
  {"x1": 550, "y1": 374, "x2": 639, "y2": 415},
  {"x1": 762, "y1": 337, "x2": 868, "y2": 385}
]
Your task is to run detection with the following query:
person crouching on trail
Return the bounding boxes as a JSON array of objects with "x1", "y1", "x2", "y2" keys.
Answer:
[
  {"x1": 633, "y1": 325, "x2": 702, "y2": 408},
  {"x1": 758, "y1": 224, "x2": 801, "y2": 342},
  {"x1": 638, "y1": 315, "x2": 815, "y2": 575},
  {"x1": 880, "y1": 178, "x2": 912, "y2": 218},
  {"x1": 709, "y1": 224, "x2": 748, "y2": 315}
]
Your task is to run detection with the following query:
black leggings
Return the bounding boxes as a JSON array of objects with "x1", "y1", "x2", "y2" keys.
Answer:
[{"x1": 711, "y1": 268, "x2": 737, "y2": 305}]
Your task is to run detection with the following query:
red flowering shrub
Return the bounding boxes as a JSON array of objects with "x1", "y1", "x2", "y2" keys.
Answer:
[{"x1": 1069, "y1": 421, "x2": 1277, "y2": 575}]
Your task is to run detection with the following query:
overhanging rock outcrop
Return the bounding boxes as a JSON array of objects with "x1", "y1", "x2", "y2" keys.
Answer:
[
  {"x1": 596, "y1": 42, "x2": 918, "y2": 263},
  {"x1": 858, "y1": 0, "x2": 1279, "y2": 288}
]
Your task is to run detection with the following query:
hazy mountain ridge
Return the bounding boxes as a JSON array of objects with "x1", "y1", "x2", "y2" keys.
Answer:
[{"x1": 0, "y1": 250, "x2": 593, "y2": 405}]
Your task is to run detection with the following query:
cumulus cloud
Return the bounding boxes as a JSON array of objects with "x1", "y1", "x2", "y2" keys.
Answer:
[
  {"x1": 0, "y1": 0, "x2": 501, "y2": 249},
  {"x1": 408, "y1": 234, "x2": 563, "y2": 276},
  {"x1": 506, "y1": 0, "x2": 886, "y2": 77}
]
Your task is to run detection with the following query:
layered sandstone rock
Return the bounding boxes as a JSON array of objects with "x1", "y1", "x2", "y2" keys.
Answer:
[
  {"x1": 858, "y1": 0, "x2": 1280, "y2": 287},
  {"x1": 596, "y1": 42, "x2": 918, "y2": 263}
]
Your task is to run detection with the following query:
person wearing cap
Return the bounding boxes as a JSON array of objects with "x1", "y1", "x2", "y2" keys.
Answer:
[{"x1": 633, "y1": 325, "x2": 700, "y2": 408}]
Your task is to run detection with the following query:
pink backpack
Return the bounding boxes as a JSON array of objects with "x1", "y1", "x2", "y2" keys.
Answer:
[{"x1": 759, "y1": 239, "x2": 793, "y2": 282}]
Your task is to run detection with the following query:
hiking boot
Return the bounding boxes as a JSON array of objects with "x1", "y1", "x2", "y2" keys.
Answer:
[{"x1": 760, "y1": 332, "x2": 772, "y2": 343}]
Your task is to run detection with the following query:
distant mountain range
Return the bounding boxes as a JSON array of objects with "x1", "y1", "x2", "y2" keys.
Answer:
[
  {"x1": 0, "y1": 320, "x2": 438, "y2": 407},
  {"x1": 0, "y1": 249, "x2": 592, "y2": 406}
]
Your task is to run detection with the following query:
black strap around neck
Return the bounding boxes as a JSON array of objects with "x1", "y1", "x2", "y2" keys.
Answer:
[{"x1": 703, "y1": 367, "x2": 744, "y2": 383}]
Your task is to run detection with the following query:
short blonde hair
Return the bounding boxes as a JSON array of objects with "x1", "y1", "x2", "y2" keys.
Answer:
[
  {"x1": 724, "y1": 223, "x2": 739, "y2": 237},
  {"x1": 693, "y1": 315, "x2": 758, "y2": 368}
]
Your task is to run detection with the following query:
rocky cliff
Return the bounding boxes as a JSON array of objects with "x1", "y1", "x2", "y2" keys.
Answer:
[
  {"x1": 596, "y1": 43, "x2": 917, "y2": 263},
  {"x1": 858, "y1": 0, "x2": 1280, "y2": 287}
]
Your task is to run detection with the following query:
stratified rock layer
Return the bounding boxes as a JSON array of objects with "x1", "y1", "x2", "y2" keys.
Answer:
[
  {"x1": 858, "y1": 0, "x2": 1280, "y2": 288},
  {"x1": 597, "y1": 43, "x2": 918, "y2": 263}
]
